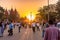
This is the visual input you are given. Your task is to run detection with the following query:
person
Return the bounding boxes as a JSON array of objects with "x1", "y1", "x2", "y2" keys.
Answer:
[
  {"x1": 44, "y1": 20, "x2": 58, "y2": 40},
  {"x1": 58, "y1": 29, "x2": 60, "y2": 40},
  {"x1": 36, "y1": 22, "x2": 40, "y2": 31},
  {"x1": 4, "y1": 21, "x2": 7, "y2": 30},
  {"x1": 24, "y1": 23, "x2": 27, "y2": 29},
  {"x1": 32, "y1": 22, "x2": 36, "y2": 33},
  {"x1": 0, "y1": 21, "x2": 3, "y2": 37},
  {"x1": 57, "y1": 21, "x2": 60, "y2": 28},
  {"x1": 8, "y1": 21, "x2": 14, "y2": 36},
  {"x1": 42, "y1": 22, "x2": 46, "y2": 37},
  {"x1": 57, "y1": 20, "x2": 60, "y2": 40},
  {"x1": 1, "y1": 21, "x2": 5, "y2": 36},
  {"x1": 18, "y1": 22, "x2": 21, "y2": 32},
  {"x1": 45, "y1": 22, "x2": 49, "y2": 28}
]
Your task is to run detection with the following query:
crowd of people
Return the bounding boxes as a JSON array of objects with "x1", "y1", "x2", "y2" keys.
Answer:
[
  {"x1": 0, "y1": 20, "x2": 41, "y2": 37},
  {"x1": 0, "y1": 20, "x2": 14, "y2": 36},
  {"x1": 0, "y1": 19, "x2": 60, "y2": 40}
]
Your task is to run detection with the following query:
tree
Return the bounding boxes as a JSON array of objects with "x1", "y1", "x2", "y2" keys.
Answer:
[
  {"x1": 0, "y1": 6, "x2": 4, "y2": 19},
  {"x1": 9, "y1": 8, "x2": 20, "y2": 22},
  {"x1": 38, "y1": 6, "x2": 49, "y2": 20},
  {"x1": 14, "y1": 9, "x2": 20, "y2": 22},
  {"x1": 56, "y1": 0, "x2": 60, "y2": 19},
  {"x1": 38, "y1": 4, "x2": 57, "y2": 21}
]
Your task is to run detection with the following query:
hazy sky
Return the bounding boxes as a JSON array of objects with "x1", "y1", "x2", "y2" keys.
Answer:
[{"x1": 0, "y1": 0, "x2": 58, "y2": 17}]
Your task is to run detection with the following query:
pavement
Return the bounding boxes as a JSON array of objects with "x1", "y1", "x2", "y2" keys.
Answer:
[{"x1": 0, "y1": 25, "x2": 43, "y2": 40}]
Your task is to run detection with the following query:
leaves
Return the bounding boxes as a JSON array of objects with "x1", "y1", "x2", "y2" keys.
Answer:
[
  {"x1": 0, "y1": 6, "x2": 4, "y2": 19},
  {"x1": 38, "y1": 4, "x2": 58, "y2": 20},
  {"x1": 56, "y1": 0, "x2": 60, "y2": 19}
]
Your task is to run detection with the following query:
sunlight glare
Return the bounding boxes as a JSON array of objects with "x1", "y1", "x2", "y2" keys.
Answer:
[{"x1": 27, "y1": 13, "x2": 35, "y2": 21}]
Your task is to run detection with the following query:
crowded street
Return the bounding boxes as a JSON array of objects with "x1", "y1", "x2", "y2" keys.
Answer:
[{"x1": 0, "y1": 25, "x2": 43, "y2": 40}]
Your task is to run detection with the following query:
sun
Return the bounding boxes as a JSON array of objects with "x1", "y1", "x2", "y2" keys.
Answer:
[{"x1": 27, "y1": 13, "x2": 35, "y2": 21}]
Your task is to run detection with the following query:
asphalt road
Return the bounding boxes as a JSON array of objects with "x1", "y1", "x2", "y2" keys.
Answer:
[{"x1": 0, "y1": 25, "x2": 43, "y2": 40}]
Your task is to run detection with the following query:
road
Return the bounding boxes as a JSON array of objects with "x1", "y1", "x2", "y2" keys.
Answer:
[{"x1": 0, "y1": 25, "x2": 43, "y2": 40}]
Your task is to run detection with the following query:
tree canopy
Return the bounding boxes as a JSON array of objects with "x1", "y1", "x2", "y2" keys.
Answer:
[{"x1": 0, "y1": 6, "x2": 4, "y2": 19}]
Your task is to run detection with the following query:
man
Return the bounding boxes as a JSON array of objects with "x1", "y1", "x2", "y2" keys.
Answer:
[
  {"x1": 44, "y1": 20, "x2": 58, "y2": 40},
  {"x1": 8, "y1": 21, "x2": 14, "y2": 36}
]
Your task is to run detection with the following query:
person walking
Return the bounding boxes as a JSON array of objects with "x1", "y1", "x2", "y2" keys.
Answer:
[
  {"x1": 18, "y1": 22, "x2": 21, "y2": 32},
  {"x1": 42, "y1": 22, "x2": 46, "y2": 37},
  {"x1": 1, "y1": 21, "x2": 5, "y2": 37},
  {"x1": 0, "y1": 20, "x2": 5, "y2": 37},
  {"x1": 32, "y1": 22, "x2": 36, "y2": 33},
  {"x1": 44, "y1": 20, "x2": 58, "y2": 40},
  {"x1": 36, "y1": 22, "x2": 40, "y2": 31},
  {"x1": 8, "y1": 21, "x2": 14, "y2": 36}
]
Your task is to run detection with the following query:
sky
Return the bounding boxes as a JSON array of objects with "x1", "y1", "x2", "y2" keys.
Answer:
[{"x1": 0, "y1": 0, "x2": 58, "y2": 17}]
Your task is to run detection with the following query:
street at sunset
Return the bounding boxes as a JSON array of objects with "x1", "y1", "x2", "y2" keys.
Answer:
[{"x1": 0, "y1": 0, "x2": 60, "y2": 40}]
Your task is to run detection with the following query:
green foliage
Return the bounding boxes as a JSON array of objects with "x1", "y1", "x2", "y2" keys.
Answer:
[
  {"x1": 0, "y1": 6, "x2": 4, "y2": 19},
  {"x1": 9, "y1": 10, "x2": 20, "y2": 22},
  {"x1": 38, "y1": 6, "x2": 49, "y2": 20},
  {"x1": 0, "y1": 6, "x2": 20, "y2": 22},
  {"x1": 56, "y1": 0, "x2": 60, "y2": 19},
  {"x1": 38, "y1": 5, "x2": 57, "y2": 21}
]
